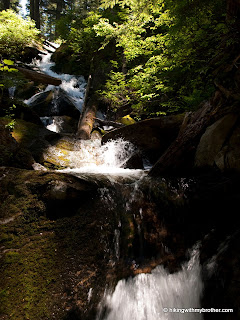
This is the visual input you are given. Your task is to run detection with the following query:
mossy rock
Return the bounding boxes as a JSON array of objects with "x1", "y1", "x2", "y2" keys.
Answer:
[
  {"x1": 0, "y1": 121, "x2": 34, "y2": 169},
  {"x1": 0, "y1": 167, "x2": 116, "y2": 320},
  {"x1": 118, "y1": 115, "x2": 136, "y2": 125}
]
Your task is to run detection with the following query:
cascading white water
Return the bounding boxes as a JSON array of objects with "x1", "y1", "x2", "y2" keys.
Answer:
[
  {"x1": 26, "y1": 47, "x2": 86, "y2": 112},
  {"x1": 24, "y1": 43, "x2": 86, "y2": 133},
  {"x1": 58, "y1": 138, "x2": 144, "y2": 178},
  {"x1": 22, "y1": 44, "x2": 206, "y2": 319},
  {"x1": 96, "y1": 245, "x2": 203, "y2": 320},
  {"x1": 25, "y1": 44, "x2": 144, "y2": 177}
]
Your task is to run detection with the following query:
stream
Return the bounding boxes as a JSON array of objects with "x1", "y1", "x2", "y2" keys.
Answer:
[{"x1": 20, "y1": 44, "x2": 223, "y2": 320}]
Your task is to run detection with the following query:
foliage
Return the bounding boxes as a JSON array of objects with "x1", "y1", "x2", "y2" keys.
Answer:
[
  {"x1": 91, "y1": 0, "x2": 228, "y2": 117},
  {"x1": 68, "y1": 12, "x2": 103, "y2": 56},
  {"x1": 100, "y1": 71, "x2": 132, "y2": 110},
  {"x1": 0, "y1": 10, "x2": 40, "y2": 59},
  {"x1": 40, "y1": 0, "x2": 101, "y2": 39},
  {"x1": 0, "y1": 59, "x2": 24, "y2": 89},
  {"x1": 2, "y1": 0, "x2": 230, "y2": 118}
]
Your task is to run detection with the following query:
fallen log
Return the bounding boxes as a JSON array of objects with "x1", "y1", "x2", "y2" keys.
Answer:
[
  {"x1": 15, "y1": 66, "x2": 61, "y2": 86},
  {"x1": 43, "y1": 40, "x2": 58, "y2": 50},
  {"x1": 3, "y1": 63, "x2": 61, "y2": 86},
  {"x1": 76, "y1": 96, "x2": 98, "y2": 139},
  {"x1": 77, "y1": 75, "x2": 97, "y2": 140}
]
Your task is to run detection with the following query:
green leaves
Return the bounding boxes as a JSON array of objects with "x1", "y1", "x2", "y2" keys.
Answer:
[
  {"x1": 0, "y1": 10, "x2": 40, "y2": 59},
  {"x1": 66, "y1": 0, "x2": 228, "y2": 118}
]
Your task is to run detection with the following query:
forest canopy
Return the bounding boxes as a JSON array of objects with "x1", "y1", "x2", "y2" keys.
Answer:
[{"x1": 1, "y1": 0, "x2": 236, "y2": 118}]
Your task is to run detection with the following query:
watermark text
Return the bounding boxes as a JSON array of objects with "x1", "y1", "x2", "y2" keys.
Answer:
[{"x1": 163, "y1": 308, "x2": 233, "y2": 314}]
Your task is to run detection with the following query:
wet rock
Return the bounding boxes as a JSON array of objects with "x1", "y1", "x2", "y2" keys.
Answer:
[
  {"x1": 102, "y1": 114, "x2": 184, "y2": 165},
  {"x1": 20, "y1": 44, "x2": 45, "y2": 63},
  {"x1": 0, "y1": 166, "x2": 240, "y2": 320},
  {"x1": 124, "y1": 153, "x2": 144, "y2": 169},
  {"x1": 195, "y1": 113, "x2": 240, "y2": 172},
  {"x1": 0, "y1": 166, "x2": 111, "y2": 320},
  {"x1": 201, "y1": 231, "x2": 240, "y2": 320},
  {"x1": 1, "y1": 117, "x2": 60, "y2": 167},
  {"x1": 51, "y1": 115, "x2": 78, "y2": 134},
  {"x1": 28, "y1": 88, "x2": 80, "y2": 118}
]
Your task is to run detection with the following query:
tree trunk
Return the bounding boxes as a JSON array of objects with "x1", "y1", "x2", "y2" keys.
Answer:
[
  {"x1": 148, "y1": 91, "x2": 226, "y2": 176},
  {"x1": 30, "y1": 0, "x2": 40, "y2": 29},
  {"x1": 34, "y1": 0, "x2": 40, "y2": 29},
  {"x1": 30, "y1": 0, "x2": 35, "y2": 21},
  {"x1": 3, "y1": 0, "x2": 10, "y2": 9},
  {"x1": 76, "y1": 75, "x2": 98, "y2": 139},
  {"x1": 94, "y1": 118, "x2": 124, "y2": 129},
  {"x1": 55, "y1": 0, "x2": 64, "y2": 37}
]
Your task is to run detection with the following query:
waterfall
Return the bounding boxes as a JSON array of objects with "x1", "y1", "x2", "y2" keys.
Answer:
[
  {"x1": 8, "y1": 86, "x2": 16, "y2": 98},
  {"x1": 97, "y1": 245, "x2": 203, "y2": 320},
  {"x1": 24, "y1": 44, "x2": 87, "y2": 131},
  {"x1": 30, "y1": 47, "x2": 86, "y2": 112},
  {"x1": 58, "y1": 138, "x2": 144, "y2": 178},
  {"x1": 22, "y1": 45, "x2": 206, "y2": 319}
]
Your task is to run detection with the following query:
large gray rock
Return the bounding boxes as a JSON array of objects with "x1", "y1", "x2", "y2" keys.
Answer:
[
  {"x1": 215, "y1": 125, "x2": 240, "y2": 171},
  {"x1": 195, "y1": 113, "x2": 240, "y2": 171},
  {"x1": 28, "y1": 88, "x2": 80, "y2": 118}
]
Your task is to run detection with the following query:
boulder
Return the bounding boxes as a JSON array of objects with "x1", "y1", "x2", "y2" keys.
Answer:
[
  {"x1": 13, "y1": 100, "x2": 43, "y2": 125},
  {"x1": 0, "y1": 167, "x2": 98, "y2": 221},
  {"x1": 0, "y1": 97, "x2": 43, "y2": 126},
  {"x1": 195, "y1": 113, "x2": 240, "y2": 171},
  {"x1": 0, "y1": 122, "x2": 34, "y2": 169},
  {"x1": 148, "y1": 91, "x2": 233, "y2": 177},
  {"x1": 118, "y1": 115, "x2": 136, "y2": 125},
  {"x1": 102, "y1": 115, "x2": 184, "y2": 165},
  {"x1": 28, "y1": 88, "x2": 80, "y2": 118},
  {"x1": 0, "y1": 124, "x2": 18, "y2": 166},
  {"x1": 51, "y1": 43, "x2": 83, "y2": 76},
  {"x1": 1, "y1": 118, "x2": 59, "y2": 167},
  {"x1": 20, "y1": 45, "x2": 44, "y2": 63},
  {"x1": 15, "y1": 81, "x2": 44, "y2": 101},
  {"x1": 41, "y1": 116, "x2": 78, "y2": 134}
]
